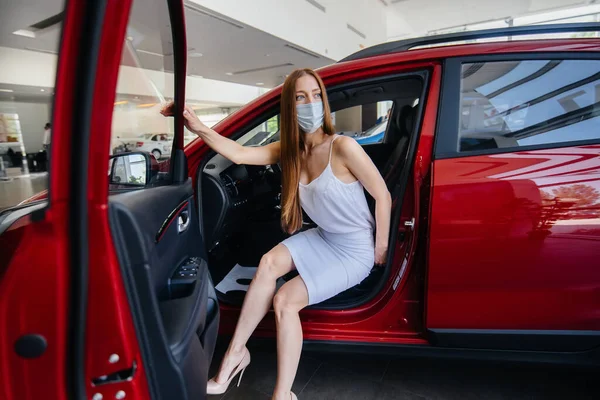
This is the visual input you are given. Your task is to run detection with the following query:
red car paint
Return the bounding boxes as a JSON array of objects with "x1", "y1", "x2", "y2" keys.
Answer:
[
  {"x1": 0, "y1": 0, "x2": 86, "y2": 398},
  {"x1": 428, "y1": 145, "x2": 600, "y2": 330},
  {"x1": 1, "y1": 1, "x2": 150, "y2": 399},
  {"x1": 83, "y1": 0, "x2": 151, "y2": 399}
]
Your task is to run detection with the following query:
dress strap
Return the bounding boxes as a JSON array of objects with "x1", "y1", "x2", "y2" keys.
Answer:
[{"x1": 328, "y1": 135, "x2": 340, "y2": 164}]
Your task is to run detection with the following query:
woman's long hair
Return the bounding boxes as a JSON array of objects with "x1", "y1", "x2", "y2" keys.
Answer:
[{"x1": 280, "y1": 69, "x2": 335, "y2": 234}]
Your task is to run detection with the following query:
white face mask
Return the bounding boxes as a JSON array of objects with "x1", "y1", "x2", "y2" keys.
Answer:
[{"x1": 296, "y1": 102, "x2": 324, "y2": 134}]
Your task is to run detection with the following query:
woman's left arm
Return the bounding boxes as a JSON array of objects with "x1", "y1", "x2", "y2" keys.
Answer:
[{"x1": 337, "y1": 136, "x2": 392, "y2": 265}]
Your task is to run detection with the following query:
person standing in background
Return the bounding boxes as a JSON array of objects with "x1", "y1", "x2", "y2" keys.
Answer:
[
  {"x1": 43, "y1": 122, "x2": 51, "y2": 172},
  {"x1": 42, "y1": 123, "x2": 51, "y2": 150}
]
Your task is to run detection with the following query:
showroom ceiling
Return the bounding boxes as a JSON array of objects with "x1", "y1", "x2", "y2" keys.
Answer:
[
  {"x1": 1, "y1": 0, "x2": 595, "y2": 90},
  {"x1": 0, "y1": 83, "x2": 54, "y2": 103},
  {"x1": 0, "y1": 0, "x2": 334, "y2": 89},
  {"x1": 383, "y1": 0, "x2": 587, "y2": 39}
]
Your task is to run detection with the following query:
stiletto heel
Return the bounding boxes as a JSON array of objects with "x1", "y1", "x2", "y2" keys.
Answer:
[
  {"x1": 236, "y1": 366, "x2": 246, "y2": 387},
  {"x1": 206, "y1": 348, "x2": 251, "y2": 395}
]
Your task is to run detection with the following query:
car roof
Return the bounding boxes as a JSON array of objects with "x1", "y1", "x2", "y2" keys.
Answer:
[{"x1": 340, "y1": 22, "x2": 600, "y2": 62}]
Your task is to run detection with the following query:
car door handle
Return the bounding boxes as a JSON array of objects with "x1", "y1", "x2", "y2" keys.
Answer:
[{"x1": 178, "y1": 210, "x2": 190, "y2": 233}]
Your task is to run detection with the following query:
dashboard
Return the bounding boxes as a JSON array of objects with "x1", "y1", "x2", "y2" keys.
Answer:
[{"x1": 201, "y1": 152, "x2": 281, "y2": 249}]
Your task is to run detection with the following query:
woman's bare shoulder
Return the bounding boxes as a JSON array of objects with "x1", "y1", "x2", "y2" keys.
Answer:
[{"x1": 333, "y1": 134, "x2": 363, "y2": 157}]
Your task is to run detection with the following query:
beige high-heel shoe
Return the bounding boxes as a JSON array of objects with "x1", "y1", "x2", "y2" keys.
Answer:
[{"x1": 206, "y1": 348, "x2": 251, "y2": 395}]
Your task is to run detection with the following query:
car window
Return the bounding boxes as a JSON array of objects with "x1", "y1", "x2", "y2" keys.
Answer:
[
  {"x1": 239, "y1": 100, "x2": 394, "y2": 147},
  {"x1": 334, "y1": 101, "x2": 393, "y2": 145},
  {"x1": 109, "y1": 0, "x2": 175, "y2": 169},
  {"x1": 459, "y1": 60, "x2": 600, "y2": 153},
  {"x1": 236, "y1": 115, "x2": 280, "y2": 146},
  {"x1": 0, "y1": 0, "x2": 63, "y2": 211}
]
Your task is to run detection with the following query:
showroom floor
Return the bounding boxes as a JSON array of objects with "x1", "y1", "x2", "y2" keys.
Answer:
[
  {"x1": 208, "y1": 340, "x2": 599, "y2": 400},
  {"x1": 0, "y1": 174, "x2": 47, "y2": 210}
]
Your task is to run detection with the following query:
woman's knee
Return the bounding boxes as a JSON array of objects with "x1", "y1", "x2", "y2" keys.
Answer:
[
  {"x1": 273, "y1": 290, "x2": 302, "y2": 317},
  {"x1": 255, "y1": 245, "x2": 292, "y2": 281},
  {"x1": 255, "y1": 252, "x2": 281, "y2": 281}
]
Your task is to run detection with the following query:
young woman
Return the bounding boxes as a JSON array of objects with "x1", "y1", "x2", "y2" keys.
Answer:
[{"x1": 162, "y1": 68, "x2": 391, "y2": 400}]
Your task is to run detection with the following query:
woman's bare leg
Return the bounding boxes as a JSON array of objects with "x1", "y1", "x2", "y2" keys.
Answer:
[
  {"x1": 214, "y1": 244, "x2": 295, "y2": 383},
  {"x1": 272, "y1": 276, "x2": 309, "y2": 400}
]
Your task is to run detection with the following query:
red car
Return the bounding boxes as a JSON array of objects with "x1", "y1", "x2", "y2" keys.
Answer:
[{"x1": 1, "y1": 0, "x2": 599, "y2": 398}]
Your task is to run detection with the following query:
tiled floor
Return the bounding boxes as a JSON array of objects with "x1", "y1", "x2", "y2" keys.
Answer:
[
  {"x1": 0, "y1": 174, "x2": 47, "y2": 210},
  {"x1": 209, "y1": 341, "x2": 599, "y2": 400}
]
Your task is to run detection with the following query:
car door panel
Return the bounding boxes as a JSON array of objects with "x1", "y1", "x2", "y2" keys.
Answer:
[{"x1": 109, "y1": 180, "x2": 218, "y2": 399}]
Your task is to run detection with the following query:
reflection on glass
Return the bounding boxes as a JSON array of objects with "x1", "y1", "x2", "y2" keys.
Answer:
[
  {"x1": 111, "y1": 154, "x2": 147, "y2": 186},
  {"x1": 459, "y1": 60, "x2": 600, "y2": 152},
  {"x1": 110, "y1": 0, "x2": 175, "y2": 162}
]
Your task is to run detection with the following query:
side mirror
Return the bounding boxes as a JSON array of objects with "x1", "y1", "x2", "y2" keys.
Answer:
[{"x1": 108, "y1": 152, "x2": 152, "y2": 187}]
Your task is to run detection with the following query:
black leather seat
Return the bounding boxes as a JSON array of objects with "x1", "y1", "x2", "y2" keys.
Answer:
[
  {"x1": 365, "y1": 104, "x2": 415, "y2": 214},
  {"x1": 381, "y1": 104, "x2": 415, "y2": 192}
]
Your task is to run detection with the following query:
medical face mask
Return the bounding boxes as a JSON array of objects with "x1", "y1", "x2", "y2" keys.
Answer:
[{"x1": 296, "y1": 101, "x2": 324, "y2": 134}]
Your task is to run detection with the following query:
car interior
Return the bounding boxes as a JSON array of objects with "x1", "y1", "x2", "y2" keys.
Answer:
[{"x1": 197, "y1": 73, "x2": 426, "y2": 310}]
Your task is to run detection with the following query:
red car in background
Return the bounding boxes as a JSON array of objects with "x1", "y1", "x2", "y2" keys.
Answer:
[{"x1": 1, "y1": 0, "x2": 599, "y2": 399}]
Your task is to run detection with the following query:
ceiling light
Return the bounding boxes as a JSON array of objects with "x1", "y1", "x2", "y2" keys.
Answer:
[
  {"x1": 137, "y1": 103, "x2": 156, "y2": 108},
  {"x1": 25, "y1": 47, "x2": 58, "y2": 55},
  {"x1": 184, "y1": 4, "x2": 245, "y2": 29},
  {"x1": 256, "y1": 83, "x2": 264, "y2": 86},
  {"x1": 230, "y1": 63, "x2": 294, "y2": 76},
  {"x1": 284, "y1": 44, "x2": 320, "y2": 58},
  {"x1": 265, "y1": 54, "x2": 271, "y2": 57},
  {"x1": 189, "y1": 52, "x2": 203, "y2": 57},
  {"x1": 0, "y1": 89, "x2": 14, "y2": 93},
  {"x1": 114, "y1": 101, "x2": 128, "y2": 105},
  {"x1": 127, "y1": 36, "x2": 133, "y2": 41},
  {"x1": 40, "y1": 89, "x2": 45, "y2": 92},
  {"x1": 225, "y1": 72, "x2": 233, "y2": 76},
  {"x1": 136, "y1": 49, "x2": 164, "y2": 57},
  {"x1": 13, "y1": 29, "x2": 36, "y2": 38}
]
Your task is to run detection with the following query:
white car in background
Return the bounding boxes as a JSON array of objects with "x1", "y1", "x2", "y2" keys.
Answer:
[
  {"x1": 112, "y1": 132, "x2": 195, "y2": 159},
  {"x1": 135, "y1": 133, "x2": 172, "y2": 159}
]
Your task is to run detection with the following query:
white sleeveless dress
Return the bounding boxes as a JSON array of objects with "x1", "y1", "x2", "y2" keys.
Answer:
[{"x1": 281, "y1": 135, "x2": 375, "y2": 305}]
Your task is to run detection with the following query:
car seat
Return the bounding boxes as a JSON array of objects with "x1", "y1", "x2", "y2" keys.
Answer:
[
  {"x1": 381, "y1": 104, "x2": 414, "y2": 191},
  {"x1": 365, "y1": 104, "x2": 415, "y2": 214}
]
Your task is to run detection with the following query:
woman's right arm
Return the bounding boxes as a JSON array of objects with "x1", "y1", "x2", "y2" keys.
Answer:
[{"x1": 161, "y1": 103, "x2": 280, "y2": 166}]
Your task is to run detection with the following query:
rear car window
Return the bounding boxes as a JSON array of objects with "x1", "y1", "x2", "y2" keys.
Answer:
[{"x1": 458, "y1": 59, "x2": 600, "y2": 152}]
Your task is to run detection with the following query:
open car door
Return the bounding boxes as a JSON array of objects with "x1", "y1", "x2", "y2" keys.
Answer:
[
  {"x1": 1, "y1": 0, "x2": 218, "y2": 399},
  {"x1": 97, "y1": 0, "x2": 220, "y2": 399}
]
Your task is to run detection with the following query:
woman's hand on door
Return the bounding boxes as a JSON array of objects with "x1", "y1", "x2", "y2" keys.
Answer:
[{"x1": 160, "y1": 102, "x2": 209, "y2": 136}]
